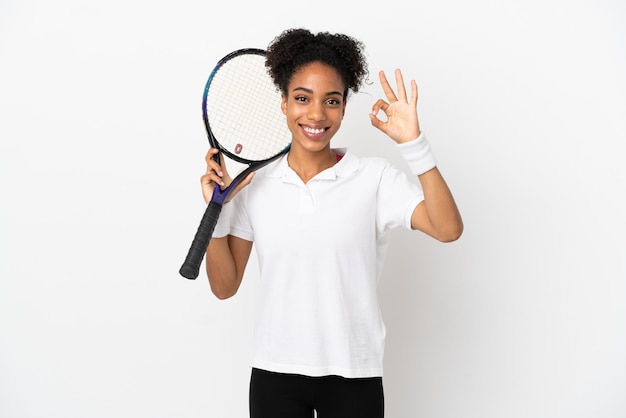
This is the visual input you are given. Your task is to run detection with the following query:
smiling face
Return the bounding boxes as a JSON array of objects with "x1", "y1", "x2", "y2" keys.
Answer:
[{"x1": 281, "y1": 61, "x2": 346, "y2": 154}]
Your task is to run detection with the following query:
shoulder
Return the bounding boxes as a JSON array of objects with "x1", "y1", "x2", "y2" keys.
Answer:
[
  {"x1": 341, "y1": 150, "x2": 421, "y2": 196},
  {"x1": 340, "y1": 151, "x2": 409, "y2": 188},
  {"x1": 336, "y1": 149, "x2": 393, "y2": 177}
]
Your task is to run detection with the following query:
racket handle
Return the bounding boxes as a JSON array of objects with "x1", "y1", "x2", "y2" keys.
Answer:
[{"x1": 179, "y1": 201, "x2": 223, "y2": 280}]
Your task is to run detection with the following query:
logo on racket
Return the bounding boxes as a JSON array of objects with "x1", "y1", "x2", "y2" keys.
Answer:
[{"x1": 235, "y1": 144, "x2": 243, "y2": 154}]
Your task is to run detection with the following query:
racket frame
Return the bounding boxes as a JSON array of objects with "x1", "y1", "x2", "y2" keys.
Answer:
[{"x1": 179, "y1": 48, "x2": 291, "y2": 280}]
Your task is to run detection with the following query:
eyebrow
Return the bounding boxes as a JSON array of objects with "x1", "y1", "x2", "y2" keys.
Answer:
[{"x1": 292, "y1": 86, "x2": 343, "y2": 97}]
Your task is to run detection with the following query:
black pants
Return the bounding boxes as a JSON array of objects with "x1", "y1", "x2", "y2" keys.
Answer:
[{"x1": 249, "y1": 368, "x2": 384, "y2": 418}]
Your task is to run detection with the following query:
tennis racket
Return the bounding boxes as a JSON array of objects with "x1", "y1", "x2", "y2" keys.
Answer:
[{"x1": 179, "y1": 48, "x2": 292, "y2": 280}]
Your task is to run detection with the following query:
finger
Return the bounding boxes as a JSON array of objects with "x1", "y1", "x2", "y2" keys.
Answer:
[
  {"x1": 378, "y1": 70, "x2": 398, "y2": 102},
  {"x1": 369, "y1": 103, "x2": 389, "y2": 133},
  {"x1": 200, "y1": 173, "x2": 216, "y2": 204},
  {"x1": 205, "y1": 148, "x2": 223, "y2": 177},
  {"x1": 394, "y1": 69, "x2": 408, "y2": 102},
  {"x1": 203, "y1": 154, "x2": 225, "y2": 189},
  {"x1": 205, "y1": 148, "x2": 218, "y2": 166},
  {"x1": 201, "y1": 170, "x2": 224, "y2": 189},
  {"x1": 200, "y1": 173, "x2": 215, "y2": 188},
  {"x1": 371, "y1": 98, "x2": 389, "y2": 117},
  {"x1": 369, "y1": 112, "x2": 385, "y2": 132},
  {"x1": 410, "y1": 79, "x2": 418, "y2": 107},
  {"x1": 205, "y1": 148, "x2": 219, "y2": 163}
]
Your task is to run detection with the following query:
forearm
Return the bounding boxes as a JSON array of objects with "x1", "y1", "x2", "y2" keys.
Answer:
[
  {"x1": 396, "y1": 133, "x2": 463, "y2": 241},
  {"x1": 205, "y1": 236, "x2": 250, "y2": 299},
  {"x1": 414, "y1": 167, "x2": 463, "y2": 242}
]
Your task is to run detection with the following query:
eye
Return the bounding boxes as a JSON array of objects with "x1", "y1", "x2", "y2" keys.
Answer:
[
  {"x1": 327, "y1": 98, "x2": 342, "y2": 106},
  {"x1": 294, "y1": 95, "x2": 308, "y2": 103}
]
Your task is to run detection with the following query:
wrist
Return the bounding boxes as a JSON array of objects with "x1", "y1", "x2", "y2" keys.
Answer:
[{"x1": 396, "y1": 132, "x2": 437, "y2": 175}]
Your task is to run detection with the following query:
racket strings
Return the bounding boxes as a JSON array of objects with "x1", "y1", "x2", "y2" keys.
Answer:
[{"x1": 206, "y1": 54, "x2": 292, "y2": 161}]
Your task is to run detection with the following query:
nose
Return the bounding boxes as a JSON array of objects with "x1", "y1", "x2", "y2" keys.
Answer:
[{"x1": 307, "y1": 101, "x2": 326, "y2": 121}]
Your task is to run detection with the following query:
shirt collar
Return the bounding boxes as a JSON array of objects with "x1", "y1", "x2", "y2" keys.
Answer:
[{"x1": 265, "y1": 148, "x2": 359, "y2": 181}]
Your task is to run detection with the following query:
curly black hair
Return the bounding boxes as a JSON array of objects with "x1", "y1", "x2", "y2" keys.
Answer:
[{"x1": 265, "y1": 28, "x2": 369, "y2": 100}]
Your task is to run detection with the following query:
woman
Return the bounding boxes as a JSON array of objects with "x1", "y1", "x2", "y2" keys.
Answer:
[{"x1": 201, "y1": 28, "x2": 463, "y2": 418}]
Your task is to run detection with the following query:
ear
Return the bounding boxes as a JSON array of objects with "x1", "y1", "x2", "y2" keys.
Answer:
[{"x1": 281, "y1": 94, "x2": 287, "y2": 115}]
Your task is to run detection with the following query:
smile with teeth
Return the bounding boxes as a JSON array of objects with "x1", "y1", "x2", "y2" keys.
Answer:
[{"x1": 303, "y1": 126, "x2": 327, "y2": 134}]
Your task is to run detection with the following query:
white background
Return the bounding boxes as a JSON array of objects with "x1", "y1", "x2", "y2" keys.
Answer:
[{"x1": 1, "y1": 0, "x2": 625, "y2": 417}]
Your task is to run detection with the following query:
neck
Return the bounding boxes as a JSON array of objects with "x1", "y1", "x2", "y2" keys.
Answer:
[{"x1": 287, "y1": 147, "x2": 337, "y2": 183}]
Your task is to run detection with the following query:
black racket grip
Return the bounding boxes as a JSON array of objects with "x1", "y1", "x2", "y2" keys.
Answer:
[{"x1": 179, "y1": 201, "x2": 223, "y2": 280}]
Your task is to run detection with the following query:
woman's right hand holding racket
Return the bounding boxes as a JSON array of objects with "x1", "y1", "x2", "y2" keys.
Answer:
[{"x1": 201, "y1": 148, "x2": 255, "y2": 205}]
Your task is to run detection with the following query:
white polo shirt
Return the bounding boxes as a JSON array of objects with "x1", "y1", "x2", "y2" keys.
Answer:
[{"x1": 227, "y1": 148, "x2": 424, "y2": 378}]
